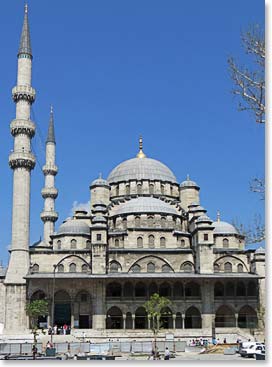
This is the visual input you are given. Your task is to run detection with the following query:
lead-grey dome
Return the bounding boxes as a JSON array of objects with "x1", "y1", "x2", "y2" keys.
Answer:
[
  {"x1": 107, "y1": 157, "x2": 177, "y2": 184},
  {"x1": 110, "y1": 197, "x2": 179, "y2": 216},
  {"x1": 213, "y1": 221, "x2": 238, "y2": 235},
  {"x1": 57, "y1": 219, "x2": 90, "y2": 235}
]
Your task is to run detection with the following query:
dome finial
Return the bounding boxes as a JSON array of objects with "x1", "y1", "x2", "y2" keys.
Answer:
[
  {"x1": 187, "y1": 174, "x2": 190, "y2": 180},
  {"x1": 217, "y1": 210, "x2": 221, "y2": 222},
  {"x1": 24, "y1": 3, "x2": 28, "y2": 14},
  {"x1": 136, "y1": 136, "x2": 146, "y2": 158},
  {"x1": 99, "y1": 172, "x2": 102, "y2": 179}
]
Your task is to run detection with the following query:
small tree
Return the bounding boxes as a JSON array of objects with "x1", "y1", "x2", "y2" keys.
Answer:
[
  {"x1": 144, "y1": 293, "x2": 171, "y2": 356},
  {"x1": 25, "y1": 299, "x2": 49, "y2": 344}
]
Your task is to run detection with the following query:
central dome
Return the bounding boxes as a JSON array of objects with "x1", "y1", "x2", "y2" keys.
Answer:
[{"x1": 107, "y1": 157, "x2": 177, "y2": 184}]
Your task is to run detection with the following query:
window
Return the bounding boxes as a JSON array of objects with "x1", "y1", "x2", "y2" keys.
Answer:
[
  {"x1": 57, "y1": 240, "x2": 61, "y2": 250},
  {"x1": 179, "y1": 239, "x2": 185, "y2": 247},
  {"x1": 57, "y1": 264, "x2": 64, "y2": 273},
  {"x1": 204, "y1": 234, "x2": 208, "y2": 241},
  {"x1": 81, "y1": 293, "x2": 88, "y2": 302},
  {"x1": 137, "y1": 237, "x2": 143, "y2": 248},
  {"x1": 32, "y1": 264, "x2": 39, "y2": 273},
  {"x1": 135, "y1": 216, "x2": 141, "y2": 227},
  {"x1": 122, "y1": 218, "x2": 127, "y2": 230},
  {"x1": 114, "y1": 239, "x2": 120, "y2": 248},
  {"x1": 214, "y1": 264, "x2": 220, "y2": 273},
  {"x1": 160, "y1": 237, "x2": 166, "y2": 248},
  {"x1": 148, "y1": 235, "x2": 155, "y2": 248},
  {"x1": 223, "y1": 238, "x2": 229, "y2": 248},
  {"x1": 170, "y1": 186, "x2": 173, "y2": 196},
  {"x1": 109, "y1": 261, "x2": 121, "y2": 273},
  {"x1": 162, "y1": 264, "x2": 172, "y2": 273},
  {"x1": 96, "y1": 234, "x2": 102, "y2": 241},
  {"x1": 71, "y1": 239, "x2": 77, "y2": 249},
  {"x1": 137, "y1": 183, "x2": 142, "y2": 195},
  {"x1": 224, "y1": 262, "x2": 232, "y2": 273},
  {"x1": 161, "y1": 217, "x2": 166, "y2": 228},
  {"x1": 237, "y1": 264, "x2": 244, "y2": 273},
  {"x1": 131, "y1": 264, "x2": 141, "y2": 273},
  {"x1": 147, "y1": 262, "x2": 155, "y2": 273},
  {"x1": 148, "y1": 216, "x2": 154, "y2": 227},
  {"x1": 69, "y1": 263, "x2": 76, "y2": 272},
  {"x1": 182, "y1": 262, "x2": 193, "y2": 273},
  {"x1": 125, "y1": 185, "x2": 130, "y2": 196},
  {"x1": 86, "y1": 240, "x2": 91, "y2": 248},
  {"x1": 161, "y1": 185, "x2": 165, "y2": 195},
  {"x1": 116, "y1": 185, "x2": 119, "y2": 196},
  {"x1": 81, "y1": 264, "x2": 88, "y2": 273},
  {"x1": 150, "y1": 184, "x2": 154, "y2": 195}
]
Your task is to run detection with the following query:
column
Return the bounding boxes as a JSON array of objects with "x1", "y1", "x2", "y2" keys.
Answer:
[
  {"x1": 182, "y1": 314, "x2": 185, "y2": 329},
  {"x1": 132, "y1": 314, "x2": 135, "y2": 329},
  {"x1": 123, "y1": 315, "x2": 126, "y2": 329},
  {"x1": 148, "y1": 315, "x2": 151, "y2": 329},
  {"x1": 173, "y1": 314, "x2": 176, "y2": 329},
  {"x1": 235, "y1": 313, "x2": 238, "y2": 327}
]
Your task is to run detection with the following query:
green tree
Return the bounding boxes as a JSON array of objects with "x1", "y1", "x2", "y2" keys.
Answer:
[
  {"x1": 25, "y1": 299, "x2": 49, "y2": 344},
  {"x1": 143, "y1": 293, "x2": 171, "y2": 356}
]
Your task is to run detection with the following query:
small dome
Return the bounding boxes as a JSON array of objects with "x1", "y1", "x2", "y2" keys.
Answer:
[
  {"x1": 57, "y1": 219, "x2": 90, "y2": 235},
  {"x1": 180, "y1": 175, "x2": 199, "y2": 189},
  {"x1": 110, "y1": 196, "x2": 179, "y2": 216},
  {"x1": 107, "y1": 157, "x2": 177, "y2": 184},
  {"x1": 196, "y1": 215, "x2": 212, "y2": 223},
  {"x1": 213, "y1": 221, "x2": 238, "y2": 235},
  {"x1": 189, "y1": 205, "x2": 206, "y2": 212},
  {"x1": 92, "y1": 216, "x2": 107, "y2": 223},
  {"x1": 90, "y1": 176, "x2": 110, "y2": 187}
]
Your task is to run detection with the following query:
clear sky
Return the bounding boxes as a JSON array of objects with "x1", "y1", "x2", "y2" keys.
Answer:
[{"x1": 0, "y1": 0, "x2": 264, "y2": 265}]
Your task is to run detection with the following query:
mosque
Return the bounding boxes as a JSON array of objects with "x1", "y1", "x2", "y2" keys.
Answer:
[{"x1": 0, "y1": 5, "x2": 265, "y2": 341}]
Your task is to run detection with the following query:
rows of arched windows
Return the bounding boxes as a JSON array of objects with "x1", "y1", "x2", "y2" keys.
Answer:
[
  {"x1": 114, "y1": 183, "x2": 177, "y2": 197},
  {"x1": 214, "y1": 281, "x2": 258, "y2": 298},
  {"x1": 108, "y1": 260, "x2": 194, "y2": 273},
  {"x1": 136, "y1": 236, "x2": 167, "y2": 248},
  {"x1": 215, "y1": 305, "x2": 258, "y2": 328},
  {"x1": 56, "y1": 263, "x2": 90, "y2": 273},
  {"x1": 214, "y1": 262, "x2": 245, "y2": 273},
  {"x1": 56, "y1": 239, "x2": 91, "y2": 250},
  {"x1": 111, "y1": 216, "x2": 183, "y2": 230}
]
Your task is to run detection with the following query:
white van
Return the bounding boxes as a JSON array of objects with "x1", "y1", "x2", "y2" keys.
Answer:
[{"x1": 239, "y1": 342, "x2": 264, "y2": 358}]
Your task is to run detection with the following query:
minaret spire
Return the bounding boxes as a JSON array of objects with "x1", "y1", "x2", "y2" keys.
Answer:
[
  {"x1": 18, "y1": 3, "x2": 32, "y2": 58},
  {"x1": 136, "y1": 136, "x2": 146, "y2": 158},
  {"x1": 41, "y1": 107, "x2": 59, "y2": 245}
]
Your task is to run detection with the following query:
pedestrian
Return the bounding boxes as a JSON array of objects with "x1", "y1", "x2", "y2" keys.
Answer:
[
  {"x1": 223, "y1": 337, "x2": 227, "y2": 344},
  {"x1": 53, "y1": 324, "x2": 57, "y2": 335},
  {"x1": 164, "y1": 347, "x2": 170, "y2": 360},
  {"x1": 63, "y1": 323, "x2": 68, "y2": 335},
  {"x1": 32, "y1": 344, "x2": 38, "y2": 360},
  {"x1": 48, "y1": 325, "x2": 52, "y2": 335},
  {"x1": 46, "y1": 340, "x2": 51, "y2": 349}
]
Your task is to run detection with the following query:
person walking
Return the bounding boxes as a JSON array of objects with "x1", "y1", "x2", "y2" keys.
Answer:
[
  {"x1": 32, "y1": 344, "x2": 38, "y2": 360},
  {"x1": 164, "y1": 347, "x2": 170, "y2": 360}
]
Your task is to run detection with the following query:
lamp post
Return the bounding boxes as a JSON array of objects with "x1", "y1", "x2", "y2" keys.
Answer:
[{"x1": 51, "y1": 264, "x2": 57, "y2": 344}]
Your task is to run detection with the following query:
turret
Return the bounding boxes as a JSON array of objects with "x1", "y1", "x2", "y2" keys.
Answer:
[
  {"x1": 180, "y1": 175, "x2": 200, "y2": 211},
  {"x1": 90, "y1": 174, "x2": 110, "y2": 210},
  {"x1": 41, "y1": 106, "x2": 58, "y2": 244},
  {"x1": 5, "y1": 4, "x2": 36, "y2": 285}
]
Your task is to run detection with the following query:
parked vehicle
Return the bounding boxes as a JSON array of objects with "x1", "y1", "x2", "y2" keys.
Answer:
[
  {"x1": 255, "y1": 345, "x2": 265, "y2": 360},
  {"x1": 239, "y1": 343, "x2": 264, "y2": 358}
]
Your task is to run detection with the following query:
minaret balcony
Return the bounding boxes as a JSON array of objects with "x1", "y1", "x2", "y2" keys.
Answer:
[
  {"x1": 9, "y1": 151, "x2": 36, "y2": 170},
  {"x1": 41, "y1": 187, "x2": 58, "y2": 199},
  {"x1": 42, "y1": 164, "x2": 58, "y2": 176},
  {"x1": 12, "y1": 85, "x2": 36, "y2": 103},
  {"x1": 10, "y1": 119, "x2": 35, "y2": 138},
  {"x1": 40, "y1": 211, "x2": 58, "y2": 223}
]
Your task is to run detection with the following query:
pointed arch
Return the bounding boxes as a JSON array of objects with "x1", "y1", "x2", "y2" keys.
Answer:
[
  {"x1": 185, "y1": 306, "x2": 202, "y2": 328},
  {"x1": 215, "y1": 305, "x2": 235, "y2": 327},
  {"x1": 238, "y1": 305, "x2": 258, "y2": 328}
]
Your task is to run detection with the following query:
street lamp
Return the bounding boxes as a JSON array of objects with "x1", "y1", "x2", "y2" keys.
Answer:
[{"x1": 51, "y1": 264, "x2": 57, "y2": 344}]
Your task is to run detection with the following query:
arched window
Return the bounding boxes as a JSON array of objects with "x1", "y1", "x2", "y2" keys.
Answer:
[
  {"x1": 57, "y1": 240, "x2": 61, "y2": 250},
  {"x1": 123, "y1": 282, "x2": 133, "y2": 298},
  {"x1": 81, "y1": 264, "x2": 88, "y2": 273},
  {"x1": 69, "y1": 263, "x2": 76, "y2": 272},
  {"x1": 161, "y1": 217, "x2": 166, "y2": 228},
  {"x1": 109, "y1": 261, "x2": 121, "y2": 273},
  {"x1": 185, "y1": 306, "x2": 202, "y2": 328},
  {"x1": 106, "y1": 306, "x2": 122, "y2": 329},
  {"x1": 215, "y1": 305, "x2": 235, "y2": 327},
  {"x1": 114, "y1": 239, "x2": 120, "y2": 248},
  {"x1": 131, "y1": 264, "x2": 141, "y2": 273},
  {"x1": 161, "y1": 185, "x2": 165, "y2": 195},
  {"x1": 86, "y1": 240, "x2": 91, "y2": 248},
  {"x1": 181, "y1": 262, "x2": 193, "y2": 273},
  {"x1": 106, "y1": 282, "x2": 121, "y2": 298},
  {"x1": 135, "y1": 282, "x2": 146, "y2": 297},
  {"x1": 122, "y1": 218, "x2": 127, "y2": 230},
  {"x1": 148, "y1": 216, "x2": 154, "y2": 227},
  {"x1": 150, "y1": 184, "x2": 154, "y2": 195},
  {"x1": 237, "y1": 264, "x2": 244, "y2": 273},
  {"x1": 247, "y1": 281, "x2": 257, "y2": 297},
  {"x1": 147, "y1": 262, "x2": 155, "y2": 273},
  {"x1": 238, "y1": 306, "x2": 258, "y2": 328},
  {"x1": 225, "y1": 282, "x2": 235, "y2": 296},
  {"x1": 137, "y1": 183, "x2": 142, "y2": 195},
  {"x1": 214, "y1": 263, "x2": 220, "y2": 273},
  {"x1": 160, "y1": 237, "x2": 166, "y2": 248},
  {"x1": 159, "y1": 282, "x2": 171, "y2": 297},
  {"x1": 161, "y1": 307, "x2": 173, "y2": 329},
  {"x1": 149, "y1": 283, "x2": 158, "y2": 297},
  {"x1": 224, "y1": 262, "x2": 232, "y2": 273},
  {"x1": 223, "y1": 238, "x2": 229, "y2": 248},
  {"x1": 57, "y1": 264, "x2": 64, "y2": 273},
  {"x1": 170, "y1": 186, "x2": 173, "y2": 196},
  {"x1": 135, "y1": 216, "x2": 141, "y2": 227},
  {"x1": 116, "y1": 185, "x2": 119, "y2": 196},
  {"x1": 162, "y1": 264, "x2": 172, "y2": 273},
  {"x1": 71, "y1": 239, "x2": 77, "y2": 249},
  {"x1": 137, "y1": 237, "x2": 143, "y2": 248},
  {"x1": 148, "y1": 235, "x2": 155, "y2": 248},
  {"x1": 135, "y1": 307, "x2": 148, "y2": 329},
  {"x1": 173, "y1": 282, "x2": 183, "y2": 299},
  {"x1": 125, "y1": 185, "x2": 130, "y2": 196},
  {"x1": 185, "y1": 282, "x2": 200, "y2": 297},
  {"x1": 32, "y1": 264, "x2": 39, "y2": 273}
]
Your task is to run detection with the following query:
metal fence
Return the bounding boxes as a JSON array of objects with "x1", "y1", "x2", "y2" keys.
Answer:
[{"x1": 0, "y1": 340, "x2": 187, "y2": 356}]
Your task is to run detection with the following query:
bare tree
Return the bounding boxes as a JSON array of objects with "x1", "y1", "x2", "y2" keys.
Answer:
[
  {"x1": 250, "y1": 177, "x2": 265, "y2": 200},
  {"x1": 233, "y1": 214, "x2": 265, "y2": 244},
  {"x1": 228, "y1": 24, "x2": 265, "y2": 123}
]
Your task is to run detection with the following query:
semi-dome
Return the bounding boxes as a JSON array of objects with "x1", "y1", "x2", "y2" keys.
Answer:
[
  {"x1": 108, "y1": 157, "x2": 177, "y2": 184},
  {"x1": 57, "y1": 219, "x2": 90, "y2": 235},
  {"x1": 110, "y1": 196, "x2": 179, "y2": 216},
  {"x1": 213, "y1": 221, "x2": 238, "y2": 235}
]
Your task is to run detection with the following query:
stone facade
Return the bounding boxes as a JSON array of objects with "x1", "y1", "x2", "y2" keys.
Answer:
[{"x1": 0, "y1": 5, "x2": 265, "y2": 342}]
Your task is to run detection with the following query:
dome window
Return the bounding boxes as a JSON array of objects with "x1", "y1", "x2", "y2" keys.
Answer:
[
  {"x1": 150, "y1": 184, "x2": 154, "y2": 195},
  {"x1": 57, "y1": 240, "x2": 61, "y2": 250},
  {"x1": 71, "y1": 239, "x2": 77, "y2": 249},
  {"x1": 224, "y1": 262, "x2": 232, "y2": 273},
  {"x1": 125, "y1": 185, "x2": 130, "y2": 196},
  {"x1": 223, "y1": 238, "x2": 229, "y2": 248},
  {"x1": 161, "y1": 217, "x2": 166, "y2": 228},
  {"x1": 116, "y1": 185, "x2": 119, "y2": 196},
  {"x1": 57, "y1": 264, "x2": 64, "y2": 273},
  {"x1": 161, "y1": 184, "x2": 165, "y2": 195},
  {"x1": 137, "y1": 237, "x2": 143, "y2": 248},
  {"x1": 69, "y1": 263, "x2": 77, "y2": 272},
  {"x1": 122, "y1": 218, "x2": 127, "y2": 230},
  {"x1": 137, "y1": 183, "x2": 142, "y2": 195},
  {"x1": 115, "y1": 239, "x2": 120, "y2": 248},
  {"x1": 147, "y1": 262, "x2": 155, "y2": 273},
  {"x1": 135, "y1": 216, "x2": 141, "y2": 227},
  {"x1": 148, "y1": 235, "x2": 155, "y2": 248},
  {"x1": 148, "y1": 216, "x2": 154, "y2": 227},
  {"x1": 160, "y1": 237, "x2": 166, "y2": 248}
]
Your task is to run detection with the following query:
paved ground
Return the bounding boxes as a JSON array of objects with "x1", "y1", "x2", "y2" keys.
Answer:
[{"x1": 116, "y1": 353, "x2": 256, "y2": 361}]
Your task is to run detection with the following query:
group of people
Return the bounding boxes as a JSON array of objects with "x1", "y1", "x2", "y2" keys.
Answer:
[
  {"x1": 48, "y1": 324, "x2": 70, "y2": 335},
  {"x1": 149, "y1": 347, "x2": 170, "y2": 360},
  {"x1": 189, "y1": 338, "x2": 208, "y2": 347}
]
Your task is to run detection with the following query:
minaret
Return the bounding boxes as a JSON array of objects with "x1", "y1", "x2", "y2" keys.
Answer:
[
  {"x1": 41, "y1": 106, "x2": 58, "y2": 244},
  {"x1": 5, "y1": 4, "x2": 36, "y2": 285}
]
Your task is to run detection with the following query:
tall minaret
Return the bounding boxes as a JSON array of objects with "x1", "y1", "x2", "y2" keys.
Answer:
[
  {"x1": 41, "y1": 106, "x2": 58, "y2": 244},
  {"x1": 5, "y1": 4, "x2": 36, "y2": 285}
]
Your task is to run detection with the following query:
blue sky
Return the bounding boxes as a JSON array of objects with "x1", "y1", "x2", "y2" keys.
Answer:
[{"x1": 0, "y1": 0, "x2": 264, "y2": 265}]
